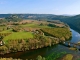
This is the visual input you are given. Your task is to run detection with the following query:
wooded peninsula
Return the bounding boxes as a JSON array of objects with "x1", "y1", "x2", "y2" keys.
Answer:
[{"x1": 0, "y1": 15, "x2": 72, "y2": 55}]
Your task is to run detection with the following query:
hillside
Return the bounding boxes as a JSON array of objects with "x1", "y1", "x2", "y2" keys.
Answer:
[
  {"x1": 50, "y1": 15, "x2": 80, "y2": 33},
  {"x1": 0, "y1": 14, "x2": 80, "y2": 33},
  {"x1": 66, "y1": 15, "x2": 80, "y2": 32}
]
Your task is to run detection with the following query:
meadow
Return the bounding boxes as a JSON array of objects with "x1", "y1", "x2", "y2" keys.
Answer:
[
  {"x1": 19, "y1": 23, "x2": 52, "y2": 28},
  {"x1": 3, "y1": 32, "x2": 33, "y2": 43}
]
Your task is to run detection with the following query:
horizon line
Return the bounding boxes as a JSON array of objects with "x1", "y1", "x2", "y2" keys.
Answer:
[{"x1": 0, "y1": 13, "x2": 78, "y2": 15}]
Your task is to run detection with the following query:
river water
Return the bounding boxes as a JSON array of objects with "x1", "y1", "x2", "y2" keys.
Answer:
[
  {"x1": 70, "y1": 29, "x2": 80, "y2": 43},
  {"x1": 0, "y1": 29, "x2": 80, "y2": 59}
]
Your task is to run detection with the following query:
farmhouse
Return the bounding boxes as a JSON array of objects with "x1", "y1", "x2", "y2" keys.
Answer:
[{"x1": 0, "y1": 40, "x2": 5, "y2": 46}]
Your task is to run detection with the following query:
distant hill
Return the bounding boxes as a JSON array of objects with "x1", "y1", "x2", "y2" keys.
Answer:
[
  {"x1": 0, "y1": 14, "x2": 53, "y2": 19},
  {"x1": 62, "y1": 15, "x2": 80, "y2": 33},
  {"x1": 0, "y1": 14, "x2": 11, "y2": 18}
]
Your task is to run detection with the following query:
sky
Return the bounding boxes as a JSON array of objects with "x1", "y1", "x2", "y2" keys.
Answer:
[{"x1": 0, "y1": 0, "x2": 80, "y2": 15}]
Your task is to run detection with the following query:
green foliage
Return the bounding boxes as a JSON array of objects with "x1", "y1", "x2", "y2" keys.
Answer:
[
  {"x1": 48, "y1": 24, "x2": 56, "y2": 27},
  {"x1": 41, "y1": 28, "x2": 72, "y2": 41},
  {"x1": 77, "y1": 58, "x2": 80, "y2": 60},
  {"x1": 0, "y1": 46, "x2": 8, "y2": 54},
  {"x1": 37, "y1": 55, "x2": 45, "y2": 60},
  {"x1": 46, "y1": 51, "x2": 67, "y2": 60}
]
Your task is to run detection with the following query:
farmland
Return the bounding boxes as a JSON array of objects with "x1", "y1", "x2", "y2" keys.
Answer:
[
  {"x1": 0, "y1": 19, "x2": 72, "y2": 60},
  {"x1": 3, "y1": 32, "x2": 33, "y2": 43}
]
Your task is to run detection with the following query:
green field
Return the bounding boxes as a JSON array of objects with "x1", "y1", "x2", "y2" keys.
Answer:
[
  {"x1": 1, "y1": 23, "x2": 52, "y2": 44},
  {"x1": 3, "y1": 32, "x2": 34, "y2": 43},
  {"x1": 0, "y1": 21, "x2": 61, "y2": 44},
  {"x1": 20, "y1": 23, "x2": 51, "y2": 28}
]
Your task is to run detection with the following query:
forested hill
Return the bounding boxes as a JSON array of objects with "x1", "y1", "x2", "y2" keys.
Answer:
[
  {"x1": 45, "y1": 14, "x2": 80, "y2": 32},
  {"x1": 48, "y1": 14, "x2": 80, "y2": 33},
  {"x1": 61, "y1": 15, "x2": 80, "y2": 33},
  {"x1": 0, "y1": 14, "x2": 11, "y2": 18},
  {"x1": 0, "y1": 14, "x2": 80, "y2": 33}
]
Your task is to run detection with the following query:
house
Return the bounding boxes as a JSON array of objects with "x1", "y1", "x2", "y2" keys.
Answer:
[{"x1": 0, "y1": 40, "x2": 4, "y2": 46}]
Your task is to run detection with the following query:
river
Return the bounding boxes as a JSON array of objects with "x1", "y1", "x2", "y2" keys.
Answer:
[
  {"x1": 70, "y1": 29, "x2": 80, "y2": 43},
  {"x1": 0, "y1": 29, "x2": 80, "y2": 59}
]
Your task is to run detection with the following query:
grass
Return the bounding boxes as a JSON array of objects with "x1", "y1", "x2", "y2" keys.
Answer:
[
  {"x1": 3, "y1": 32, "x2": 34, "y2": 43},
  {"x1": 20, "y1": 23, "x2": 51, "y2": 28}
]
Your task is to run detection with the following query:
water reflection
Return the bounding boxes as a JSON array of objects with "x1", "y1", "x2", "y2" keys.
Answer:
[{"x1": 70, "y1": 29, "x2": 80, "y2": 43}]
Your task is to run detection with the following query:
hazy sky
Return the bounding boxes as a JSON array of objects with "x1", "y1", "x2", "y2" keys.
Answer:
[{"x1": 0, "y1": 0, "x2": 80, "y2": 15}]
